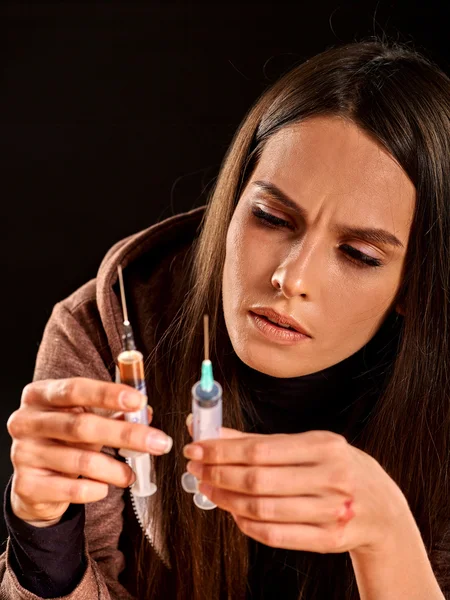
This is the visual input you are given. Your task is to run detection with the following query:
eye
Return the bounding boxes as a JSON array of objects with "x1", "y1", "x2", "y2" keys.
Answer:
[
  {"x1": 339, "y1": 244, "x2": 383, "y2": 268},
  {"x1": 252, "y1": 206, "x2": 382, "y2": 268},
  {"x1": 252, "y1": 206, "x2": 294, "y2": 230}
]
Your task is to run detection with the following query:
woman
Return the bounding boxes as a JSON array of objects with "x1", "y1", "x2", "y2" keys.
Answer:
[{"x1": 1, "y1": 39, "x2": 449, "y2": 599}]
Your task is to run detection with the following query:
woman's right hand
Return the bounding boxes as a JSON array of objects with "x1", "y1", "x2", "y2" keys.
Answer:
[{"x1": 6, "y1": 377, "x2": 172, "y2": 527}]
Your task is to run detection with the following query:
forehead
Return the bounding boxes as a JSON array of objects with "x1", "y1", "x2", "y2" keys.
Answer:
[{"x1": 250, "y1": 116, "x2": 415, "y2": 241}]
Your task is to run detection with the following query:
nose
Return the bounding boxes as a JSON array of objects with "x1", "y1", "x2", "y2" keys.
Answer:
[{"x1": 271, "y1": 239, "x2": 321, "y2": 299}]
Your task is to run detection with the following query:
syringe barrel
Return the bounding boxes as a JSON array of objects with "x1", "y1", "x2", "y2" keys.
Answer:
[
  {"x1": 117, "y1": 349, "x2": 148, "y2": 426},
  {"x1": 192, "y1": 381, "x2": 222, "y2": 442},
  {"x1": 116, "y1": 349, "x2": 156, "y2": 496}
]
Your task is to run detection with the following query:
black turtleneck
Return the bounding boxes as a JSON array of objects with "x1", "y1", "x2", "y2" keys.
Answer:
[
  {"x1": 238, "y1": 313, "x2": 399, "y2": 438},
  {"x1": 239, "y1": 311, "x2": 402, "y2": 599},
  {"x1": 4, "y1": 312, "x2": 402, "y2": 599}
]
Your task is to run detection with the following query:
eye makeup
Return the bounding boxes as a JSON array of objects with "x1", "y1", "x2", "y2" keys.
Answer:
[
  {"x1": 252, "y1": 205, "x2": 294, "y2": 230},
  {"x1": 251, "y1": 205, "x2": 383, "y2": 269}
]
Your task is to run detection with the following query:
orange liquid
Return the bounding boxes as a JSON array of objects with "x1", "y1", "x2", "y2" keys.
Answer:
[{"x1": 118, "y1": 350, "x2": 146, "y2": 392}]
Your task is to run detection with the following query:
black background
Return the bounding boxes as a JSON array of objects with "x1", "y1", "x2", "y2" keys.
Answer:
[{"x1": 1, "y1": 1, "x2": 449, "y2": 544}]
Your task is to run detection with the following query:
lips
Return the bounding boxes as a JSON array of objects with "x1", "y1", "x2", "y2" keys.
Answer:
[{"x1": 250, "y1": 308, "x2": 311, "y2": 337}]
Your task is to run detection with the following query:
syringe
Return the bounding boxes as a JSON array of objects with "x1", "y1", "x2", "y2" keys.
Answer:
[
  {"x1": 181, "y1": 315, "x2": 222, "y2": 510},
  {"x1": 116, "y1": 265, "x2": 157, "y2": 497}
]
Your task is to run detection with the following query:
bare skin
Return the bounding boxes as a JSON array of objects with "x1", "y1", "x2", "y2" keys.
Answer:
[
  {"x1": 7, "y1": 378, "x2": 172, "y2": 526},
  {"x1": 178, "y1": 116, "x2": 423, "y2": 565},
  {"x1": 222, "y1": 115, "x2": 415, "y2": 377},
  {"x1": 8, "y1": 116, "x2": 415, "y2": 534}
]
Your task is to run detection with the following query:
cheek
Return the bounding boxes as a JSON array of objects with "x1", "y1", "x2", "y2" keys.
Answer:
[
  {"x1": 223, "y1": 219, "x2": 267, "y2": 300},
  {"x1": 222, "y1": 220, "x2": 240, "y2": 311},
  {"x1": 321, "y1": 267, "x2": 402, "y2": 342}
]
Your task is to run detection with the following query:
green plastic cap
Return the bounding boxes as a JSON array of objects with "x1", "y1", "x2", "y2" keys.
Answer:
[{"x1": 200, "y1": 359, "x2": 214, "y2": 392}]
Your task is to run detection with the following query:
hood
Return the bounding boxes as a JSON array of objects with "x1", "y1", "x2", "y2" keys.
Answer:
[
  {"x1": 95, "y1": 206, "x2": 205, "y2": 570},
  {"x1": 95, "y1": 206, "x2": 205, "y2": 362}
]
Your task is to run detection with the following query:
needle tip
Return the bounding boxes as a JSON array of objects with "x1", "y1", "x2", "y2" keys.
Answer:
[
  {"x1": 117, "y1": 264, "x2": 129, "y2": 323},
  {"x1": 203, "y1": 314, "x2": 209, "y2": 362}
]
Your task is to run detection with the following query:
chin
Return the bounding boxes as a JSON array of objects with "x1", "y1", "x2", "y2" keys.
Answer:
[{"x1": 233, "y1": 339, "x2": 313, "y2": 378}]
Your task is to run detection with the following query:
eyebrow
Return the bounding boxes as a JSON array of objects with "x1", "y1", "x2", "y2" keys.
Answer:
[{"x1": 252, "y1": 180, "x2": 404, "y2": 249}]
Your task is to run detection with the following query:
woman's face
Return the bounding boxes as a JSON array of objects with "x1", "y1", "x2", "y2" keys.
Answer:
[{"x1": 222, "y1": 116, "x2": 415, "y2": 377}]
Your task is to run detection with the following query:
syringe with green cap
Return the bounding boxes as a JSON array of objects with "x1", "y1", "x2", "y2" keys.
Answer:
[{"x1": 181, "y1": 315, "x2": 222, "y2": 510}]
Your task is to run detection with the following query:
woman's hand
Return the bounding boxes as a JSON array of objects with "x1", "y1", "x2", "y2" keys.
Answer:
[
  {"x1": 183, "y1": 426, "x2": 411, "y2": 555},
  {"x1": 6, "y1": 377, "x2": 172, "y2": 526}
]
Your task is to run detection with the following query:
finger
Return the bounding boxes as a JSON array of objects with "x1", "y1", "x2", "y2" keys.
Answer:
[
  {"x1": 60, "y1": 440, "x2": 103, "y2": 453},
  {"x1": 186, "y1": 414, "x2": 193, "y2": 438},
  {"x1": 185, "y1": 413, "x2": 261, "y2": 441},
  {"x1": 13, "y1": 411, "x2": 172, "y2": 455},
  {"x1": 197, "y1": 483, "x2": 349, "y2": 524},
  {"x1": 187, "y1": 463, "x2": 334, "y2": 495},
  {"x1": 69, "y1": 404, "x2": 150, "y2": 453},
  {"x1": 111, "y1": 405, "x2": 153, "y2": 422},
  {"x1": 233, "y1": 515, "x2": 350, "y2": 553},
  {"x1": 13, "y1": 469, "x2": 110, "y2": 505},
  {"x1": 14, "y1": 440, "x2": 136, "y2": 488},
  {"x1": 21, "y1": 378, "x2": 148, "y2": 414},
  {"x1": 183, "y1": 431, "x2": 334, "y2": 465},
  {"x1": 220, "y1": 427, "x2": 261, "y2": 439}
]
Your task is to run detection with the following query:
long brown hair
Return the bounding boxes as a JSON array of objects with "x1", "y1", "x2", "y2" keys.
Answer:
[{"x1": 140, "y1": 39, "x2": 450, "y2": 599}]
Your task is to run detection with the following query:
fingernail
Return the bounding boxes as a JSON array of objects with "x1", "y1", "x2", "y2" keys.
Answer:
[
  {"x1": 146, "y1": 432, "x2": 173, "y2": 454},
  {"x1": 183, "y1": 444, "x2": 203, "y2": 460},
  {"x1": 119, "y1": 391, "x2": 146, "y2": 409},
  {"x1": 186, "y1": 413, "x2": 193, "y2": 427},
  {"x1": 337, "y1": 500, "x2": 354, "y2": 521},
  {"x1": 337, "y1": 506, "x2": 347, "y2": 518},
  {"x1": 187, "y1": 460, "x2": 203, "y2": 478}
]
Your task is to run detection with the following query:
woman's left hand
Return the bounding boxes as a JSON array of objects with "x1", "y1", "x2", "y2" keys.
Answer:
[{"x1": 183, "y1": 427, "x2": 411, "y2": 555}]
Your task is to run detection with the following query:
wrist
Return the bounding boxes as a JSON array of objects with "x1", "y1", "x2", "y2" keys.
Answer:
[
  {"x1": 349, "y1": 509, "x2": 444, "y2": 600},
  {"x1": 351, "y1": 500, "x2": 418, "y2": 559},
  {"x1": 10, "y1": 491, "x2": 64, "y2": 528},
  {"x1": 354, "y1": 475, "x2": 416, "y2": 559},
  {"x1": 22, "y1": 516, "x2": 63, "y2": 528}
]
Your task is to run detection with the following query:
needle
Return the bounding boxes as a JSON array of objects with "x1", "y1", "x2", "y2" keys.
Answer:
[
  {"x1": 203, "y1": 314, "x2": 209, "y2": 362},
  {"x1": 117, "y1": 265, "x2": 129, "y2": 324},
  {"x1": 117, "y1": 265, "x2": 136, "y2": 351}
]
